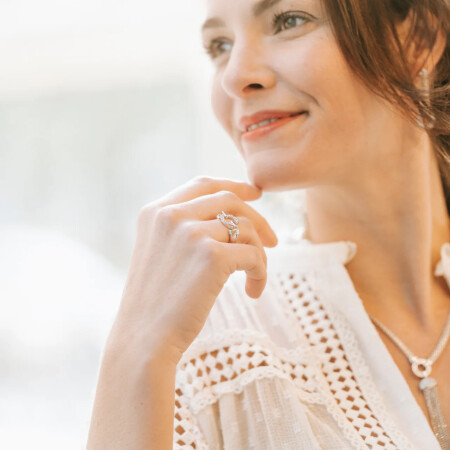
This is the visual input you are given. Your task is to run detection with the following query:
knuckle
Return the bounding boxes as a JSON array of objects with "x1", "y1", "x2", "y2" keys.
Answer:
[
  {"x1": 192, "y1": 175, "x2": 214, "y2": 185},
  {"x1": 238, "y1": 215, "x2": 251, "y2": 229},
  {"x1": 240, "y1": 218, "x2": 259, "y2": 241},
  {"x1": 137, "y1": 203, "x2": 157, "y2": 222},
  {"x1": 155, "y1": 204, "x2": 182, "y2": 226},
  {"x1": 251, "y1": 245, "x2": 261, "y2": 260},
  {"x1": 182, "y1": 221, "x2": 203, "y2": 241},
  {"x1": 252, "y1": 246, "x2": 264, "y2": 265},
  {"x1": 218, "y1": 190, "x2": 238, "y2": 201}
]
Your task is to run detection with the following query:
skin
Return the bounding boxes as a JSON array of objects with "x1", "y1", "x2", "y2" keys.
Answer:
[
  {"x1": 87, "y1": 178, "x2": 277, "y2": 449},
  {"x1": 202, "y1": 0, "x2": 449, "y2": 428}
]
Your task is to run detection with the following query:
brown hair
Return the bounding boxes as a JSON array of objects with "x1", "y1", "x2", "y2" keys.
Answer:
[{"x1": 321, "y1": 0, "x2": 450, "y2": 215}]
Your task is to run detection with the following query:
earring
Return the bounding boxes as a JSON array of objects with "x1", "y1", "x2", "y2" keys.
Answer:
[{"x1": 416, "y1": 68, "x2": 435, "y2": 129}]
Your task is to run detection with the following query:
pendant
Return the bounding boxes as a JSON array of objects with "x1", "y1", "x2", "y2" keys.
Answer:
[{"x1": 419, "y1": 377, "x2": 450, "y2": 450}]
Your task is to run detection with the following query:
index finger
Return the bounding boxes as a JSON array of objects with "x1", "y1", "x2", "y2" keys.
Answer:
[{"x1": 156, "y1": 176, "x2": 262, "y2": 207}]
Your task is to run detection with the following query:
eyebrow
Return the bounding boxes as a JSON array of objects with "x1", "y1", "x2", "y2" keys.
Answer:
[
  {"x1": 201, "y1": 0, "x2": 283, "y2": 32},
  {"x1": 253, "y1": 0, "x2": 283, "y2": 17}
]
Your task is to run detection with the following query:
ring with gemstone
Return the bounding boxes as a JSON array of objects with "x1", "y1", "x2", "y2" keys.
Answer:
[{"x1": 217, "y1": 211, "x2": 240, "y2": 242}]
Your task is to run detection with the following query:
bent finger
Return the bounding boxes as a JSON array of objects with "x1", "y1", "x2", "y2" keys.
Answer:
[
  {"x1": 157, "y1": 176, "x2": 262, "y2": 207},
  {"x1": 214, "y1": 241, "x2": 267, "y2": 299},
  {"x1": 192, "y1": 217, "x2": 267, "y2": 269},
  {"x1": 177, "y1": 191, "x2": 277, "y2": 247}
]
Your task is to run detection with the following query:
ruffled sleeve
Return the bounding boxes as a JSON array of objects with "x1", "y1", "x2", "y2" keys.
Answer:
[
  {"x1": 172, "y1": 267, "x2": 352, "y2": 449},
  {"x1": 434, "y1": 242, "x2": 450, "y2": 290},
  {"x1": 175, "y1": 376, "x2": 331, "y2": 449}
]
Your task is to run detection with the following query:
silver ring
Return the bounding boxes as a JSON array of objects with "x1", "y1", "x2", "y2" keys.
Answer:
[{"x1": 217, "y1": 211, "x2": 240, "y2": 241}]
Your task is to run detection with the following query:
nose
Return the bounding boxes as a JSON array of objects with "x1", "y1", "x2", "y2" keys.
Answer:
[{"x1": 220, "y1": 37, "x2": 276, "y2": 99}]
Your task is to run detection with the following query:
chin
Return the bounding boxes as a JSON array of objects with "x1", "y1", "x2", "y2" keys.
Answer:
[
  {"x1": 245, "y1": 150, "x2": 333, "y2": 193},
  {"x1": 245, "y1": 161, "x2": 301, "y2": 193}
]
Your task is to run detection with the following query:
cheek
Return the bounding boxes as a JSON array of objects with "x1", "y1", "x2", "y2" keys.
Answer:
[
  {"x1": 287, "y1": 43, "x2": 371, "y2": 164},
  {"x1": 279, "y1": 35, "x2": 356, "y2": 111},
  {"x1": 211, "y1": 74, "x2": 233, "y2": 134}
]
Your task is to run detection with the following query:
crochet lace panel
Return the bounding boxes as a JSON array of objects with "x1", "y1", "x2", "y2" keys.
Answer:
[
  {"x1": 173, "y1": 271, "x2": 413, "y2": 449},
  {"x1": 173, "y1": 330, "x2": 324, "y2": 448},
  {"x1": 274, "y1": 271, "x2": 412, "y2": 450}
]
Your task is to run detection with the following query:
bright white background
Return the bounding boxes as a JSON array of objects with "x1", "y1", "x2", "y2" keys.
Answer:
[{"x1": 0, "y1": 1, "x2": 306, "y2": 448}]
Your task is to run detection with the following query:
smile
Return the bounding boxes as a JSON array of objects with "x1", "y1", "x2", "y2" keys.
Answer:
[
  {"x1": 247, "y1": 117, "x2": 282, "y2": 131},
  {"x1": 242, "y1": 112, "x2": 307, "y2": 142}
]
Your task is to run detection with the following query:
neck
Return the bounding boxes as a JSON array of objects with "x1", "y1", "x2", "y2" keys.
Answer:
[{"x1": 303, "y1": 129, "x2": 450, "y2": 327}]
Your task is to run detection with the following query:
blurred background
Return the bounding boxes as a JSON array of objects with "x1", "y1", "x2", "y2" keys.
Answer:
[{"x1": 0, "y1": 0, "x2": 306, "y2": 448}]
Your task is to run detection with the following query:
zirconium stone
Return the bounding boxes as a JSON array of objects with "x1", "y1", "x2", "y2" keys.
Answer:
[
  {"x1": 419, "y1": 377, "x2": 437, "y2": 391},
  {"x1": 230, "y1": 228, "x2": 239, "y2": 240}
]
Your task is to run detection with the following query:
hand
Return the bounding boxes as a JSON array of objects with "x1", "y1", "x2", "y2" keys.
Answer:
[{"x1": 108, "y1": 176, "x2": 278, "y2": 366}]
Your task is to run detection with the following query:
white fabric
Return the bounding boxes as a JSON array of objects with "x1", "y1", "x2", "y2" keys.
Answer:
[{"x1": 173, "y1": 237, "x2": 449, "y2": 449}]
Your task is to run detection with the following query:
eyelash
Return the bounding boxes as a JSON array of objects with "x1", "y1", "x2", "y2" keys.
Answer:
[
  {"x1": 203, "y1": 11, "x2": 312, "y2": 60},
  {"x1": 272, "y1": 10, "x2": 310, "y2": 32}
]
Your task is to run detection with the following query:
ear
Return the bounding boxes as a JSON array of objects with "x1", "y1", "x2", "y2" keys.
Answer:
[{"x1": 395, "y1": 9, "x2": 447, "y2": 83}]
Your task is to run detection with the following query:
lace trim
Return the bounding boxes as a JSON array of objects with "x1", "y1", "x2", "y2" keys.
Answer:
[
  {"x1": 174, "y1": 387, "x2": 210, "y2": 449},
  {"x1": 176, "y1": 329, "x2": 325, "y2": 416},
  {"x1": 273, "y1": 270, "x2": 414, "y2": 449},
  {"x1": 329, "y1": 308, "x2": 414, "y2": 450},
  {"x1": 272, "y1": 272, "x2": 372, "y2": 449}
]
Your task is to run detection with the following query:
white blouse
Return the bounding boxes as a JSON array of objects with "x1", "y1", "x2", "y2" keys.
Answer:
[{"x1": 173, "y1": 237, "x2": 450, "y2": 449}]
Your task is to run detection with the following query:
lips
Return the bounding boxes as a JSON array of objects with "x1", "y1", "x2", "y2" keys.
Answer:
[
  {"x1": 238, "y1": 109, "x2": 308, "y2": 142},
  {"x1": 238, "y1": 110, "x2": 306, "y2": 133}
]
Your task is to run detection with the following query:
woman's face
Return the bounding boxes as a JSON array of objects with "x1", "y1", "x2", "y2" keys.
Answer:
[{"x1": 201, "y1": 0, "x2": 402, "y2": 191}]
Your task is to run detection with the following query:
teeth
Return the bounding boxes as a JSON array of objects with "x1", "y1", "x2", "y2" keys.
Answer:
[
  {"x1": 246, "y1": 113, "x2": 304, "y2": 132},
  {"x1": 247, "y1": 118, "x2": 279, "y2": 131}
]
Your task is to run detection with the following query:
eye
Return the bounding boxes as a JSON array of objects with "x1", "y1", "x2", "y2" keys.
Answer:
[
  {"x1": 272, "y1": 11, "x2": 311, "y2": 33},
  {"x1": 204, "y1": 38, "x2": 233, "y2": 59}
]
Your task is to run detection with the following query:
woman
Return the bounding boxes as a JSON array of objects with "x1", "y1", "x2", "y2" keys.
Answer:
[{"x1": 87, "y1": 0, "x2": 449, "y2": 448}]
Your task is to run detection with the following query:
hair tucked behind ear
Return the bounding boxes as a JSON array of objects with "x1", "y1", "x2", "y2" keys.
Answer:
[{"x1": 321, "y1": 0, "x2": 450, "y2": 215}]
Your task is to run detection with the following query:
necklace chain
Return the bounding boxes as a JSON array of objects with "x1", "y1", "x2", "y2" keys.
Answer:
[{"x1": 370, "y1": 313, "x2": 450, "y2": 374}]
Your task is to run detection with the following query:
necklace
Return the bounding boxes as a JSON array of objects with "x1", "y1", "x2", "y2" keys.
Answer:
[{"x1": 370, "y1": 313, "x2": 450, "y2": 450}]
